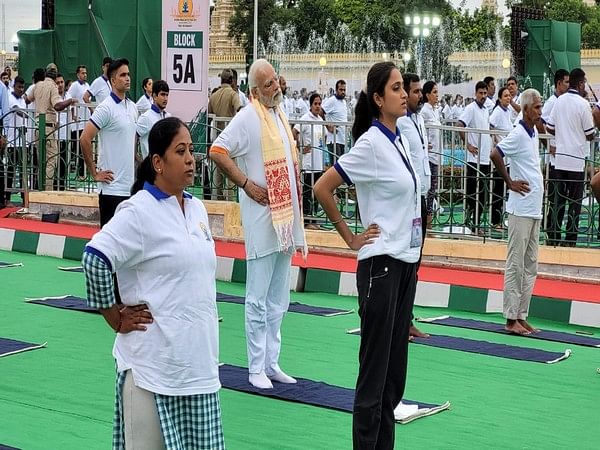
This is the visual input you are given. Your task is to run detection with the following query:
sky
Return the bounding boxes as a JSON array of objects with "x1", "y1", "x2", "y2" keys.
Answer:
[{"x1": 3, "y1": 0, "x2": 509, "y2": 52}]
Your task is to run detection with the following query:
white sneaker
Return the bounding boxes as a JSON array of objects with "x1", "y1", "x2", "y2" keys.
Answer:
[
  {"x1": 268, "y1": 370, "x2": 297, "y2": 384},
  {"x1": 249, "y1": 371, "x2": 273, "y2": 389}
]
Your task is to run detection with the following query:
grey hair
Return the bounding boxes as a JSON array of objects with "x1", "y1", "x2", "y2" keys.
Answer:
[
  {"x1": 248, "y1": 59, "x2": 273, "y2": 90},
  {"x1": 520, "y1": 88, "x2": 541, "y2": 110}
]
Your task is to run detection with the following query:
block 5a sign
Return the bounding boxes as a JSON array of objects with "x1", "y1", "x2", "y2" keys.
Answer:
[{"x1": 167, "y1": 31, "x2": 203, "y2": 89}]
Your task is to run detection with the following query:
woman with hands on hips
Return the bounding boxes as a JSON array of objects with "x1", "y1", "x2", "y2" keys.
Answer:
[
  {"x1": 313, "y1": 62, "x2": 421, "y2": 450},
  {"x1": 81, "y1": 117, "x2": 225, "y2": 450}
]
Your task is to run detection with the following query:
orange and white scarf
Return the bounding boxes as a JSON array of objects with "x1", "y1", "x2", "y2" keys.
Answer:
[{"x1": 253, "y1": 101, "x2": 306, "y2": 256}]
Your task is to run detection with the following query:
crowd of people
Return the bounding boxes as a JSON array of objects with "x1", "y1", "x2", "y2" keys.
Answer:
[{"x1": 1, "y1": 55, "x2": 600, "y2": 449}]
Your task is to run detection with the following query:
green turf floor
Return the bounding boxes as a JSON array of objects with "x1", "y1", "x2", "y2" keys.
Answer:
[{"x1": 1, "y1": 250, "x2": 599, "y2": 449}]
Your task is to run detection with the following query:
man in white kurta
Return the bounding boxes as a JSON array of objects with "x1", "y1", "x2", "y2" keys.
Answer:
[{"x1": 210, "y1": 59, "x2": 306, "y2": 389}]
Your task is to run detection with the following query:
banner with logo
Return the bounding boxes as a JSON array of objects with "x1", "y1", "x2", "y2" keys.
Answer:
[{"x1": 161, "y1": 0, "x2": 209, "y2": 122}]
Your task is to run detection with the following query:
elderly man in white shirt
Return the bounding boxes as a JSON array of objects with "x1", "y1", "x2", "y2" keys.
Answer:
[
  {"x1": 210, "y1": 59, "x2": 306, "y2": 390},
  {"x1": 490, "y1": 89, "x2": 544, "y2": 335}
]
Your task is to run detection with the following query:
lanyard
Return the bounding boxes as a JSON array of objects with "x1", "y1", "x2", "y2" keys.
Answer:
[{"x1": 409, "y1": 113, "x2": 425, "y2": 146}]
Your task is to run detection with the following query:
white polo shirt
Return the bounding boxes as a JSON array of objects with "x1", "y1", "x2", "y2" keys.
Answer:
[
  {"x1": 321, "y1": 96, "x2": 348, "y2": 146},
  {"x1": 57, "y1": 92, "x2": 70, "y2": 141},
  {"x1": 7, "y1": 93, "x2": 27, "y2": 147},
  {"x1": 541, "y1": 93, "x2": 559, "y2": 165},
  {"x1": 421, "y1": 102, "x2": 441, "y2": 166},
  {"x1": 335, "y1": 121, "x2": 421, "y2": 263},
  {"x1": 547, "y1": 89, "x2": 595, "y2": 172},
  {"x1": 508, "y1": 93, "x2": 521, "y2": 122},
  {"x1": 90, "y1": 92, "x2": 138, "y2": 196},
  {"x1": 136, "y1": 104, "x2": 172, "y2": 158},
  {"x1": 67, "y1": 80, "x2": 91, "y2": 131},
  {"x1": 293, "y1": 111, "x2": 325, "y2": 172},
  {"x1": 211, "y1": 104, "x2": 305, "y2": 259},
  {"x1": 459, "y1": 100, "x2": 492, "y2": 165},
  {"x1": 489, "y1": 105, "x2": 513, "y2": 133},
  {"x1": 87, "y1": 183, "x2": 220, "y2": 395},
  {"x1": 496, "y1": 121, "x2": 543, "y2": 219},
  {"x1": 397, "y1": 111, "x2": 430, "y2": 195},
  {"x1": 484, "y1": 96, "x2": 495, "y2": 114},
  {"x1": 87, "y1": 75, "x2": 112, "y2": 104},
  {"x1": 136, "y1": 93, "x2": 152, "y2": 113}
]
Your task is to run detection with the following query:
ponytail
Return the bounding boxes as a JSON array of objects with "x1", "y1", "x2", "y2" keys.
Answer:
[
  {"x1": 131, "y1": 156, "x2": 155, "y2": 195},
  {"x1": 352, "y1": 91, "x2": 372, "y2": 141}
]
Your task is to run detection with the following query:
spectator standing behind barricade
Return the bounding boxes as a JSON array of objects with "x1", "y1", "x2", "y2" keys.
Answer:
[
  {"x1": 292, "y1": 92, "x2": 325, "y2": 229},
  {"x1": 210, "y1": 59, "x2": 306, "y2": 390},
  {"x1": 67, "y1": 65, "x2": 91, "y2": 180},
  {"x1": 136, "y1": 80, "x2": 171, "y2": 159},
  {"x1": 451, "y1": 94, "x2": 464, "y2": 120},
  {"x1": 506, "y1": 76, "x2": 522, "y2": 122},
  {"x1": 490, "y1": 89, "x2": 544, "y2": 335},
  {"x1": 4, "y1": 65, "x2": 13, "y2": 88},
  {"x1": 489, "y1": 86, "x2": 514, "y2": 229},
  {"x1": 421, "y1": 80, "x2": 442, "y2": 227},
  {"x1": 81, "y1": 117, "x2": 225, "y2": 449},
  {"x1": 1, "y1": 71, "x2": 9, "y2": 87},
  {"x1": 295, "y1": 87, "x2": 310, "y2": 116},
  {"x1": 278, "y1": 75, "x2": 295, "y2": 118},
  {"x1": 322, "y1": 79, "x2": 348, "y2": 165},
  {"x1": 483, "y1": 76, "x2": 496, "y2": 114},
  {"x1": 83, "y1": 57, "x2": 113, "y2": 105},
  {"x1": 314, "y1": 62, "x2": 420, "y2": 450},
  {"x1": 232, "y1": 69, "x2": 248, "y2": 108},
  {"x1": 1, "y1": 77, "x2": 25, "y2": 207},
  {"x1": 546, "y1": 68, "x2": 596, "y2": 246},
  {"x1": 55, "y1": 73, "x2": 70, "y2": 191},
  {"x1": 458, "y1": 81, "x2": 493, "y2": 234},
  {"x1": 207, "y1": 68, "x2": 241, "y2": 201},
  {"x1": 26, "y1": 68, "x2": 77, "y2": 191},
  {"x1": 80, "y1": 58, "x2": 138, "y2": 227},
  {"x1": 135, "y1": 77, "x2": 153, "y2": 113}
]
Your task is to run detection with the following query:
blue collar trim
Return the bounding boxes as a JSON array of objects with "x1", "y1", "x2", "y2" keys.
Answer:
[
  {"x1": 372, "y1": 119, "x2": 400, "y2": 145},
  {"x1": 145, "y1": 93, "x2": 151, "y2": 100},
  {"x1": 519, "y1": 120, "x2": 535, "y2": 138},
  {"x1": 144, "y1": 182, "x2": 192, "y2": 200},
  {"x1": 11, "y1": 92, "x2": 21, "y2": 99},
  {"x1": 567, "y1": 89, "x2": 580, "y2": 95},
  {"x1": 475, "y1": 100, "x2": 485, "y2": 109},
  {"x1": 78, "y1": 80, "x2": 86, "y2": 85},
  {"x1": 151, "y1": 104, "x2": 161, "y2": 114},
  {"x1": 102, "y1": 75, "x2": 109, "y2": 82},
  {"x1": 110, "y1": 92, "x2": 123, "y2": 104}
]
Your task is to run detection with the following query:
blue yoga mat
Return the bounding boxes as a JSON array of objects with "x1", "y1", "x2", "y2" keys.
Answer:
[
  {"x1": 217, "y1": 293, "x2": 353, "y2": 317},
  {"x1": 417, "y1": 316, "x2": 600, "y2": 348},
  {"x1": 0, "y1": 338, "x2": 46, "y2": 357},
  {"x1": 58, "y1": 266, "x2": 83, "y2": 273},
  {"x1": 0, "y1": 444, "x2": 21, "y2": 450},
  {"x1": 27, "y1": 294, "x2": 353, "y2": 318},
  {"x1": 219, "y1": 364, "x2": 449, "y2": 423},
  {"x1": 0, "y1": 261, "x2": 22, "y2": 268},
  {"x1": 347, "y1": 329, "x2": 571, "y2": 364}
]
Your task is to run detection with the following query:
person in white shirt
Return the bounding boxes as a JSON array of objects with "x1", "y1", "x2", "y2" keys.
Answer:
[
  {"x1": 1, "y1": 76, "x2": 26, "y2": 205},
  {"x1": 83, "y1": 56, "x2": 113, "y2": 105},
  {"x1": 506, "y1": 76, "x2": 521, "y2": 122},
  {"x1": 451, "y1": 94, "x2": 464, "y2": 120},
  {"x1": 483, "y1": 76, "x2": 496, "y2": 114},
  {"x1": 136, "y1": 80, "x2": 171, "y2": 159},
  {"x1": 81, "y1": 58, "x2": 139, "y2": 226},
  {"x1": 421, "y1": 81, "x2": 442, "y2": 224},
  {"x1": 458, "y1": 81, "x2": 493, "y2": 233},
  {"x1": 546, "y1": 68, "x2": 596, "y2": 246},
  {"x1": 295, "y1": 87, "x2": 310, "y2": 116},
  {"x1": 489, "y1": 86, "x2": 514, "y2": 228},
  {"x1": 490, "y1": 89, "x2": 544, "y2": 336},
  {"x1": 314, "y1": 61, "x2": 419, "y2": 450},
  {"x1": 293, "y1": 92, "x2": 325, "y2": 228},
  {"x1": 278, "y1": 75, "x2": 295, "y2": 118},
  {"x1": 232, "y1": 69, "x2": 249, "y2": 108},
  {"x1": 322, "y1": 80, "x2": 348, "y2": 165},
  {"x1": 135, "y1": 77, "x2": 153, "y2": 113},
  {"x1": 82, "y1": 117, "x2": 225, "y2": 450},
  {"x1": 210, "y1": 59, "x2": 306, "y2": 390},
  {"x1": 67, "y1": 65, "x2": 91, "y2": 179},
  {"x1": 55, "y1": 73, "x2": 71, "y2": 190}
]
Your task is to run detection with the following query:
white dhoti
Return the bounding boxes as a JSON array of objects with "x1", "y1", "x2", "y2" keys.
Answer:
[{"x1": 245, "y1": 251, "x2": 292, "y2": 374}]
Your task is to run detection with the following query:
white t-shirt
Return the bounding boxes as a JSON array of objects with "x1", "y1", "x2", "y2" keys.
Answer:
[
  {"x1": 239, "y1": 90, "x2": 249, "y2": 108},
  {"x1": 281, "y1": 96, "x2": 295, "y2": 118},
  {"x1": 136, "y1": 93, "x2": 152, "y2": 113},
  {"x1": 57, "y1": 92, "x2": 70, "y2": 141},
  {"x1": 484, "y1": 96, "x2": 495, "y2": 114},
  {"x1": 451, "y1": 104, "x2": 464, "y2": 120},
  {"x1": 489, "y1": 105, "x2": 513, "y2": 133},
  {"x1": 87, "y1": 185, "x2": 220, "y2": 396},
  {"x1": 321, "y1": 96, "x2": 348, "y2": 146},
  {"x1": 397, "y1": 112, "x2": 430, "y2": 195},
  {"x1": 25, "y1": 85, "x2": 36, "y2": 144},
  {"x1": 87, "y1": 75, "x2": 112, "y2": 104},
  {"x1": 294, "y1": 98, "x2": 309, "y2": 117},
  {"x1": 211, "y1": 104, "x2": 305, "y2": 259},
  {"x1": 547, "y1": 90, "x2": 595, "y2": 172},
  {"x1": 497, "y1": 121, "x2": 543, "y2": 219},
  {"x1": 136, "y1": 104, "x2": 172, "y2": 158},
  {"x1": 293, "y1": 111, "x2": 325, "y2": 172},
  {"x1": 67, "y1": 80, "x2": 91, "y2": 131},
  {"x1": 459, "y1": 101, "x2": 492, "y2": 165},
  {"x1": 7, "y1": 93, "x2": 27, "y2": 147},
  {"x1": 335, "y1": 121, "x2": 421, "y2": 263},
  {"x1": 421, "y1": 102, "x2": 441, "y2": 165},
  {"x1": 541, "y1": 93, "x2": 559, "y2": 166},
  {"x1": 90, "y1": 93, "x2": 138, "y2": 196},
  {"x1": 508, "y1": 93, "x2": 521, "y2": 122}
]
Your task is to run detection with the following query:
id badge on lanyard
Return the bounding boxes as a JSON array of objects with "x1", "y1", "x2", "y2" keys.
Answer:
[{"x1": 395, "y1": 137, "x2": 422, "y2": 249}]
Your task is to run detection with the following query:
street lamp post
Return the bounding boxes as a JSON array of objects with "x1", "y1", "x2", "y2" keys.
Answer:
[{"x1": 404, "y1": 13, "x2": 441, "y2": 75}]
